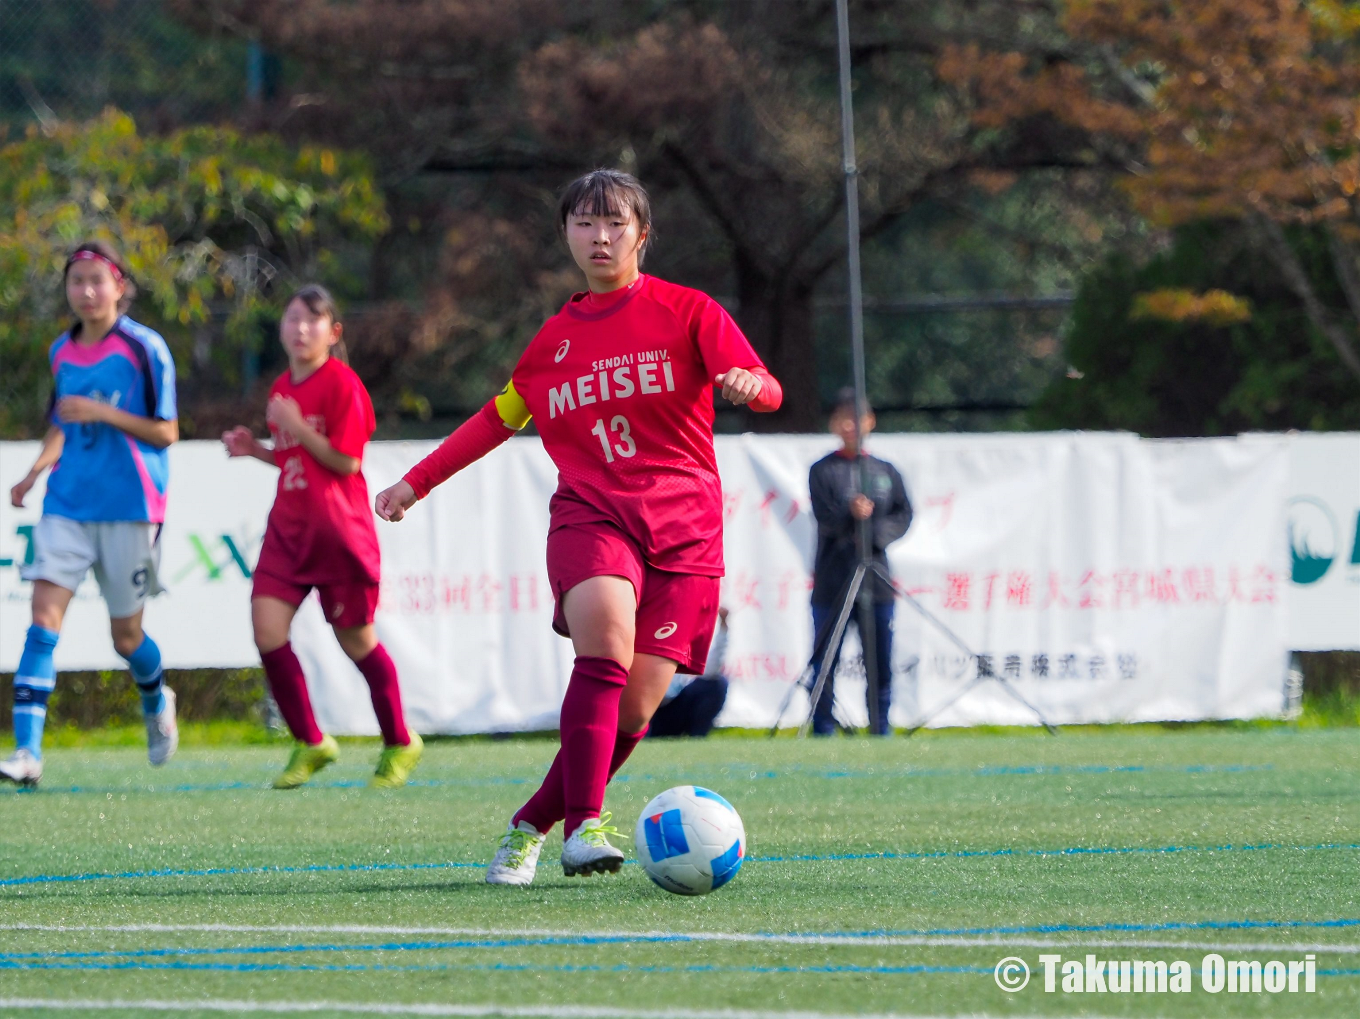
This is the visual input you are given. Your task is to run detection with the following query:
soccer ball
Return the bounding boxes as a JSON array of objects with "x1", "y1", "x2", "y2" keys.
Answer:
[{"x1": 635, "y1": 785, "x2": 745, "y2": 896}]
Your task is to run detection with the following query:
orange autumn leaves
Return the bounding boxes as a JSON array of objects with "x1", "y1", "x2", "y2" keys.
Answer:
[
  {"x1": 1131, "y1": 289, "x2": 1253, "y2": 326},
  {"x1": 939, "y1": 0, "x2": 1360, "y2": 232}
]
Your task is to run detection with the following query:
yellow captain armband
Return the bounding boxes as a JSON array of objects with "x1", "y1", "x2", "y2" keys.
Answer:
[{"x1": 494, "y1": 380, "x2": 532, "y2": 431}]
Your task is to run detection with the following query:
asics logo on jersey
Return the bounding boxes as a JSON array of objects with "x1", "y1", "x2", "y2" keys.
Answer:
[
  {"x1": 653, "y1": 622, "x2": 678, "y2": 639},
  {"x1": 555, "y1": 339, "x2": 571, "y2": 363},
  {"x1": 332, "y1": 602, "x2": 345, "y2": 619}
]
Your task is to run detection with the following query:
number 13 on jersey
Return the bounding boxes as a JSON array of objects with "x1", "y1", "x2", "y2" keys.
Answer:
[{"x1": 590, "y1": 415, "x2": 636, "y2": 463}]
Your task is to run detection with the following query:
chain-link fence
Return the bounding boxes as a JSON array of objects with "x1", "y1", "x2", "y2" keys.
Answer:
[{"x1": 1, "y1": 0, "x2": 249, "y2": 142}]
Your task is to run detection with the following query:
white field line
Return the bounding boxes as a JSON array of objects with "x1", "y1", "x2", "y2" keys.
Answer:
[
  {"x1": 0, "y1": 999, "x2": 1039, "y2": 1019},
  {"x1": 0, "y1": 922, "x2": 1356, "y2": 955}
]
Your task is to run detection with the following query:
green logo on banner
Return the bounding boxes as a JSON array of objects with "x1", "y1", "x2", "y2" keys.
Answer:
[
  {"x1": 173, "y1": 533, "x2": 254, "y2": 583},
  {"x1": 0, "y1": 525, "x2": 35, "y2": 569},
  {"x1": 1287, "y1": 497, "x2": 1337, "y2": 585}
]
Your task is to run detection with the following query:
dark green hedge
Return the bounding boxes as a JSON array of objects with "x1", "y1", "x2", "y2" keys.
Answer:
[{"x1": 0, "y1": 668, "x2": 266, "y2": 729}]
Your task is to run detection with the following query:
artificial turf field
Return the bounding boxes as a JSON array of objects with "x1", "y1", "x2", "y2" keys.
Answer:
[{"x1": 0, "y1": 728, "x2": 1357, "y2": 1018}]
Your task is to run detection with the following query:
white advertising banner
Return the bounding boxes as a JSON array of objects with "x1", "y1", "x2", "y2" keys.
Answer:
[
  {"x1": 1286, "y1": 433, "x2": 1360, "y2": 651},
  {"x1": 0, "y1": 431, "x2": 1322, "y2": 731}
]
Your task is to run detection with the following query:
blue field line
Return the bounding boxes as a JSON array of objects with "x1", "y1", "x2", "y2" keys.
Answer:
[
  {"x1": 0, "y1": 957, "x2": 1019, "y2": 977},
  {"x1": 11, "y1": 776, "x2": 535, "y2": 796},
  {"x1": 0, "y1": 937, "x2": 687, "y2": 962},
  {"x1": 0, "y1": 860, "x2": 482, "y2": 888},
  {"x1": 2, "y1": 839, "x2": 1356, "y2": 890},
  {"x1": 848, "y1": 916, "x2": 1360, "y2": 939},
  {"x1": 753, "y1": 840, "x2": 1360, "y2": 863},
  {"x1": 8, "y1": 915, "x2": 1360, "y2": 961},
  {"x1": 4, "y1": 761, "x2": 1274, "y2": 797},
  {"x1": 0, "y1": 957, "x2": 1357, "y2": 982}
]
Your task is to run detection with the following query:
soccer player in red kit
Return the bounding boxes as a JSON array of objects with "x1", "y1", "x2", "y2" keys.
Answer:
[
  {"x1": 223, "y1": 285, "x2": 423, "y2": 789},
  {"x1": 376, "y1": 169, "x2": 781, "y2": 884}
]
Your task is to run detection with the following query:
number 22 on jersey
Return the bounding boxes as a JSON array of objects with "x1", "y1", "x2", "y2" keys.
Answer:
[
  {"x1": 282, "y1": 455, "x2": 308, "y2": 491},
  {"x1": 590, "y1": 415, "x2": 636, "y2": 463}
]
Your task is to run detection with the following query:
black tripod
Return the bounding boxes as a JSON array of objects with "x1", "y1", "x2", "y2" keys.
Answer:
[
  {"x1": 769, "y1": 557, "x2": 1059, "y2": 737},
  {"x1": 769, "y1": 0, "x2": 1058, "y2": 738}
]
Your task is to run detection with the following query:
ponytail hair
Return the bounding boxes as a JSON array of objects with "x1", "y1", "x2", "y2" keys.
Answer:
[{"x1": 284, "y1": 283, "x2": 347, "y2": 364}]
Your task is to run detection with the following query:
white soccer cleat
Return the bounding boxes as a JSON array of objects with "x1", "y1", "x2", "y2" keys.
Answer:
[
  {"x1": 486, "y1": 820, "x2": 546, "y2": 886},
  {"x1": 561, "y1": 813, "x2": 626, "y2": 877},
  {"x1": 146, "y1": 686, "x2": 179, "y2": 767},
  {"x1": 0, "y1": 749, "x2": 42, "y2": 788}
]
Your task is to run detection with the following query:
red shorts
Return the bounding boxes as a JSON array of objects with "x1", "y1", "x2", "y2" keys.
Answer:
[
  {"x1": 546, "y1": 522, "x2": 720, "y2": 674},
  {"x1": 252, "y1": 570, "x2": 379, "y2": 629}
]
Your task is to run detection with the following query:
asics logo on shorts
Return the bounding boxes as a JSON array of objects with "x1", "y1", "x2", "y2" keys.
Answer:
[
  {"x1": 554, "y1": 339, "x2": 571, "y2": 363},
  {"x1": 332, "y1": 603, "x2": 345, "y2": 619},
  {"x1": 653, "y1": 622, "x2": 678, "y2": 639}
]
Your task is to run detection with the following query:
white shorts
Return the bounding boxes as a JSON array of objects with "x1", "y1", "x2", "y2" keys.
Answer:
[{"x1": 20, "y1": 515, "x2": 164, "y2": 618}]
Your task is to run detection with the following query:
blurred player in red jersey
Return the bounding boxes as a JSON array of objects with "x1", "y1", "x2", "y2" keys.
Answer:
[
  {"x1": 377, "y1": 169, "x2": 782, "y2": 884},
  {"x1": 223, "y1": 285, "x2": 422, "y2": 790}
]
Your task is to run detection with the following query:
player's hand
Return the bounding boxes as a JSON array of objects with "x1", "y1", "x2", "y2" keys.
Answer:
[
  {"x1": 55, "y1": 395, "x2": 107, "y2": 424},
  {"x1": 375, "y1": 479, "x2": 418, "y2": 522},
  {"x1": 221, "y1": 426, "x2": 257, "y2": 458},
  {"x1": 716, "y1": 368, "x2": 763, "y2": 406},
  {"x1": 266, "y1": 394, "x2": 304, "y2": 434},
  {"x1": 10, "y1": 474, "x2": 35, "y2": 508},
  {"x1": 850, "y1": 493, "x2": 875, "y2": 520}
]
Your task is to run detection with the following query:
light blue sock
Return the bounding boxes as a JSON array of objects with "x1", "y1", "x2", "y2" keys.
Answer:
[
  {"x1": 124, "y1": 634, "x2": 165, "y2": 716},
  {"x1": 14, "y1": 625, "x2": 58, "y2": 759}
]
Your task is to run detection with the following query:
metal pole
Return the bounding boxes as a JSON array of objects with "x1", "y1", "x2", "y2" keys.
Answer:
[{"x1": 835, "y1": 0, "x2": 881, "y2": 735}]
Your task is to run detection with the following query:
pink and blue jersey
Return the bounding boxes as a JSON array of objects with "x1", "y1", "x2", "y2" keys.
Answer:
[{"x1": 43, "y1": 316, "x2": 177, "y2": 523}]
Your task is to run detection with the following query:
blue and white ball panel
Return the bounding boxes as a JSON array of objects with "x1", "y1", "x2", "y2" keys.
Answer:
[
  {"x1": 635, "y1": 785, "x2": 745, "y2": 896},
  {"x1": 642, "y1": 808, "x2": 691, "y2": 861}
]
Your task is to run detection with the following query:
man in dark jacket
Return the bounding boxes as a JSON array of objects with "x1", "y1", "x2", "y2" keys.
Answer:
[{"x1": 808, "y1": 390, "x2": 912, "y2": 735}]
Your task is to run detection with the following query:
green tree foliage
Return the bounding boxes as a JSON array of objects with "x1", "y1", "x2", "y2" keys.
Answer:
[
  {"x1": 1030, "y1": 222, "x2": 1360, "y2": 436},
  {"x1": 0, "y1": 109, "x2": 388, "y2": 437},
  {"x1": 177, "y1": 0, "x2": 1120, "y2": 431},
  {"x1": 0, "y1": 0, "x2": 250, "y2": 139}
]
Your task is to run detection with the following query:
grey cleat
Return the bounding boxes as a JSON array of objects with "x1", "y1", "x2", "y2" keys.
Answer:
[
  {"x1": 145, "y1": 686, "x2": 179, "y2": 766},
  {"x1": 0, "y1": 749, "x2": 42, "y2": 788},
  {"x1": 560, "y1": 813, "x2": 626, "y2": 877}
]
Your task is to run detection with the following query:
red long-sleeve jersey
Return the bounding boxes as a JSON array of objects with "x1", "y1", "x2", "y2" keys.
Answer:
[{"x1": 405, "y1": 274, "x2": 782, "y2": 575}]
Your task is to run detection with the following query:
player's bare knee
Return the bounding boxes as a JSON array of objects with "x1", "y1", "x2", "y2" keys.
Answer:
[
  {"x1": 253, "y1": 628, "x2": 288, "y2": 655},
  {"x1": 109, "y1": 619, "x2": 144, "y2": 658},
  {"x1": 251, "y1": 598, "x2": 294, "y2": 653},
  {"x1": 30, "y1": 581, "x2": 71, "y2": 632},
  {"x1": 334, "y1": 625, "x2": 377, "y2": 661},
  {"x1": 30, "y1": 605, "x2": 64, "y2": 632},
  {"x1": 578, "y1": 630, "x2": 634, "y2": 667},
  {"x1": 252, "y1": 617, "x2": 289, "y2": 654}
]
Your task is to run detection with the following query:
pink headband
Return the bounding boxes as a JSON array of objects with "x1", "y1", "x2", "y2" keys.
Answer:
[{"x1": 65, "y1": 250, "x2": 124, "y2": 283}]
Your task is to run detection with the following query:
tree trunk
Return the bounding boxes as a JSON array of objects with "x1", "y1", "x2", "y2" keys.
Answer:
[
  {"x1": 1254, "y1": 214, "x2": 1360, "y2": 383},
  {"x1": 732, "y1": 253, "x2": 821, "y2": 432}
]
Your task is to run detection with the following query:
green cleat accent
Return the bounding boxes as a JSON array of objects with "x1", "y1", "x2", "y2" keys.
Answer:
[
  {"x1": 271, "y1": 735, "x2": 340, "y2": 789},
  {"x1": 370, "y1": 732, "x2": 424, "y2": 788}
]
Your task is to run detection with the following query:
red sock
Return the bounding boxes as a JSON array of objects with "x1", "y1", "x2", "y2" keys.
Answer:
[
  {"x1": 355, "y1": 644, "x2": 410, "y2": 746},
  {"x1": 514, "y1": 656, "x2": 628, "y2": 838},
  {"x1": 514, "y1": 749, "x2": 565, "y2": 834},
  {"x1": 562, "y1": 656, "x2": 629, "y2": 836},
  {"x1": 608, "y1": 725, "x2": 647, "y2": 780},
  {"x1": 261, "y1": 643, "x2": 323, "y2": 745},
  {"x1": 513, "y1": 724, "x2": 647, "y2": 834}
]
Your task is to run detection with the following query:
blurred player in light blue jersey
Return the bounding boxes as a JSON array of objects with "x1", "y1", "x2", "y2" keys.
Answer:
[{"x1": 4, "y1": 241, "x2": 180, "y2": 787}]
